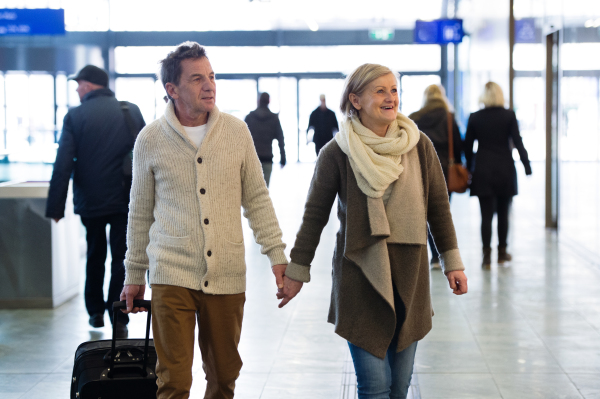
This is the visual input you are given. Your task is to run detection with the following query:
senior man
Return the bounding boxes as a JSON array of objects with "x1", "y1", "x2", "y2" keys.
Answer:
[{"x1": 120, "y1": 42, "x2": 288, "y2": 399}]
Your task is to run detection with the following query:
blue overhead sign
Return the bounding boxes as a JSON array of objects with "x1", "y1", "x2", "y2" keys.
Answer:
[
  {"x1": 515, "y1": 18, "x2": 536, "y2": 43},
  {"x1": 0, "y1": 9, "x2": 65, "y2": 36},
  {"x1": 414, "y1": 19, "x2": 464, "y2": 44}
]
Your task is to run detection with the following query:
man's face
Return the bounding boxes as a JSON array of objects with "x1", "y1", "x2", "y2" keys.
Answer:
[
  {"x1": 75, "y1": 80, "x2": 92, "y2": 102},
  {"x1": 169, "y1": 57, "x2": 216, "y2": 115}
]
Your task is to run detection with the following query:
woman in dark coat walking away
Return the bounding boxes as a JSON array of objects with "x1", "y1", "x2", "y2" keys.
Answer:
[
  {"x1": 464, "y1": 82, "x2": 532, "y2": 268},
  {"x1": 409, "y1": 84, "x2": 463, "y2": 269},
  {"x1": 277, "y1": 63, "x2": 468, "y2": 399}
]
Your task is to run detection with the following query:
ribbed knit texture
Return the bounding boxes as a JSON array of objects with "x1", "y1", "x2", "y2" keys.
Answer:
[
  {"x1": 334, "y1": 113, "x2": 420, "y2": 198},
  {"x1": 124, "y1": 102, "x2": 288, "y2": 294}
]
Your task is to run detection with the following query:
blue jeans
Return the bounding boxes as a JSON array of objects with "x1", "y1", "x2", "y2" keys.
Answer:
[{"x1": 348, "y1": 341, "x2": 418, "y2": 399}]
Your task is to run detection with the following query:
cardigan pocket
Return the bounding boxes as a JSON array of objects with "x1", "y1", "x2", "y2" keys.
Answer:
[
  {"x1": 216, "y1": 239, "x2": 246, "y2": 276},
  {"x1": 156, "y1": 232, "x2": 191, "y2": 247},
  {"x1": 147, "y1": 232, "x2": 193, "y2": 268}
]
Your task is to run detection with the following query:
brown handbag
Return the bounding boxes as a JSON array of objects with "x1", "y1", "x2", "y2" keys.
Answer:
[{"x1": 446, "y1": 112, "x2": 470, "y2": 193}]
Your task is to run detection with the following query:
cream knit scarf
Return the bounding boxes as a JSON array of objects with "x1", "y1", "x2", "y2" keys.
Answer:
[{"x1": 335, "y1": 112, "x2": 420, "y2": 198}]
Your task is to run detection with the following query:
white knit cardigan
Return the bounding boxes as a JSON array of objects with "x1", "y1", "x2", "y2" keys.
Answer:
[{"x1": 124, "y1": 102, "x2": 288, "y2": 294}]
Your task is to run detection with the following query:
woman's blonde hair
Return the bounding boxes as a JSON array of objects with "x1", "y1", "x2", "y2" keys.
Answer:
[
  {"x1": 340, "y1": 63, "x2": 395, "y2": 119},
  {"x1": 422, "y1": 84, "x2": 449, "y2": 110},
  {"x1": 479, "y1": 82, "x2": 505, "y2": 108}
]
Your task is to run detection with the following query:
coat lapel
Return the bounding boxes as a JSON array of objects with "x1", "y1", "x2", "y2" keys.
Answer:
[{"x1": 343, "y1": 158, "x2": 395, "y2": 310}]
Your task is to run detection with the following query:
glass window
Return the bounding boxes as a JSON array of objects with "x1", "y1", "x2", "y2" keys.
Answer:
[
  {"x1": 115, "y1": 77, "x2": 157, "y2": 126},
  {"x1": 28, "y1": 74, "x2": 55, "y2": 162},
  {"x1": 514, "y1": 77, "x2": 545, "y2": 161},
  {"x1": 513, "y1": 44, "x2": 544, "y2": 71},
  {"x1": 399, "y1": 75, "x2": 442, "y2": 116},
  {"x1": 155, "y1": 80, "x2": 168, "y2": 120},
  {"x1": 561, "y1": 76, "x2": 600, "y2": 161},
  {"x1": 562, "y1": 43, "x2": 600, "y2": 70},
  {"x1": 5, "y1": 73, "x2": 29, "y2": 160},
  {"x1": 116, "y1": 45, "x2": 441, "y2": 75},
  {"x1": 278, "y1": 45, "x2": 441, "y2": 74},
  {"x1": 259, "y1": 77, "x2": 299, "y2": 163},
  {"x1": 215, "y1": 79, "x2": 257, "y2": 122},
  {"x1": 297, "y1": 79, "x2": 345, "y2": 162},
  {"x1": 67, "y1": 78, "x2": 79, "y2": 108},
  {"x1": 55, "y1": 73, "x2": 68, "y2": 132}
]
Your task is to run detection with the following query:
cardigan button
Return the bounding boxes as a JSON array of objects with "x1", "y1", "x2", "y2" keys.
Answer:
[
  {"x1": 204, "y1": 281, "x2": 208, "y2": 287},
  {"x1": 204, "y1": 218, "x2": 209, "y2": 225},
  {"x1": 197, "y1": 157, "x2": 202, "y2": 164},
  {"x1": 207, "y1": 250, "x2": 212, "y2": 257},
  {"x1": 200, "y1": 188, "x2": 206, "y2": 195}
]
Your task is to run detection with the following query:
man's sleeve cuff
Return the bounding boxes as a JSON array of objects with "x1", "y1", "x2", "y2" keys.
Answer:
[
  {"x1": 124, "y1": 260, "x2": 148, "y2": 286},
  {"x1": 284, "y1": 261, "x2": 311, "y2": 283},
  {"x1": 439, "y1": 248, "x2": 465, "y2": 274}
]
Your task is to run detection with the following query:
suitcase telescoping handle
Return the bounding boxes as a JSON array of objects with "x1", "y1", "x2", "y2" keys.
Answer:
[{"x1": 110, "y1": 300, "x2": 152, "y2": 378}]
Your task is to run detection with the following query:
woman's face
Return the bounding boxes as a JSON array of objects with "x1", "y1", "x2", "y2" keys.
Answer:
[{"x1": 350, "y1": 73, "x2": 399, "y2": 133}]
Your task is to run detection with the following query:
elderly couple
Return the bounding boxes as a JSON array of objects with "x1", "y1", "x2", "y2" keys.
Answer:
[{"x1": 121, "y1": 41, "x2": 468, "y2": 399}]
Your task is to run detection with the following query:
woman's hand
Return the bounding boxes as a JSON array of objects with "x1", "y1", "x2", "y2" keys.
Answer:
[
  {"x1": 446, "y1": 270, "x2": 468, "y2": 295},
  {"x1": 276, "y1": 276, "x2": 304, "y2": 308}
]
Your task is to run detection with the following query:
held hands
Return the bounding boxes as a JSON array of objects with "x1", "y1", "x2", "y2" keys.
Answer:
[
  {"x1": 276, "y1": 276, "x2": 303, "y2": 308},
  {"x1": 119, "y1": 284, "x2": 147, "y2": 313},
  {"x1": 446, "y1": 270, "x2": 468, "y2": 295},
  {"x1": 272, "y1": 264, "x2": 302, "y2": 307}
]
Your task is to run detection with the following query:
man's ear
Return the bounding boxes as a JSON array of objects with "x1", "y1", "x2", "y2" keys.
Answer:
[
  {"x1": 165, "y1": 83, "x2": 178, "y2": 100},
  {"x1": 349, "y1": 93, "x2": 361, "y2": 111}
]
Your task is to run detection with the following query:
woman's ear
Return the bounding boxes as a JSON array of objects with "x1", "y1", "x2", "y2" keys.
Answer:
[{"x1": 349, "y1": 93, "x2": 361, "y2": 111}]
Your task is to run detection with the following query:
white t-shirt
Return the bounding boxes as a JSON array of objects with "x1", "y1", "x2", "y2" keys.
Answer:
[{"x1": 183, "y1": 124, "x2": 208, "y2": 149}]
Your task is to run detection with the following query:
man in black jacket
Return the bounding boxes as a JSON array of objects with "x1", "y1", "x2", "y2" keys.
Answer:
[
  {"x1": 46, "y1": 65, "x2": 145, "y2": 336},
  {"x1": 307, "y1": 94, "x2": 339, "y2": 156},
  {"x1": 244, "y1": 92, "x2": 286, "y2": 187}
]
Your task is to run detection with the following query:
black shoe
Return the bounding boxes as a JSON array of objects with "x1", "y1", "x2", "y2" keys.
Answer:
[
  {"x1": 89, "y1": 313, "x2": 105, "y2": 328},
  {"x1": 114, "y1": 323, "x2": 128, "y2": 339},
  {"x1": 482, "y1": 247, "x2": 492, "y2": 269},
  {"x1": 498, "y1": 246, "x2": 512, "y2": 264}
]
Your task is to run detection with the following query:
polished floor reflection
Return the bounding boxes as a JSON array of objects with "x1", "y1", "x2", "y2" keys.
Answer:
[{"x1": 0, "y1": 161, "x2": 599, "y2": 398}]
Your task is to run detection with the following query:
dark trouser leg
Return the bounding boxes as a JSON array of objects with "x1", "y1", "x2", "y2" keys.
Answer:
[
  {"x1": 197, "y1": 291, "x2": 245, "y2": 399},
  {"x1": 107, "y1": 213, "x2": 129, "y2": 325},
  {"x1": 261, "y1": 162, "x2": 273, "y2": 188},
  {"x1": 80, "y1": 216, "x2": 108, "y2": 317},
  {"x1": 152, "y1": 285, "x2": 197, "y2": 399},
  {"x1": 496, "y1": 196, "x2": 512, "y2": 248},
  {"x1": 478, "y1": 196, "x2": 495, "y2": 249}
]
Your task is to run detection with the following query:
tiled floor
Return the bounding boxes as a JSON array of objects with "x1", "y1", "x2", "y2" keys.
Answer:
[{"x1": 1, "y1": 160, "x2": 599, "y2": 398}]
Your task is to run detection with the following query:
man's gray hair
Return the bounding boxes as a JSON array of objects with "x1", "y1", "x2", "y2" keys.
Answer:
[{"x1": 159, "y1": 41, "x2": 208, "y2": 100}]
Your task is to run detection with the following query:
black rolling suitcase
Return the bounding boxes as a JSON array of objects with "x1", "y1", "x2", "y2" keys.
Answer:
[{"x1": 70, "y1": 300, "x2": 158, "y2": 399}]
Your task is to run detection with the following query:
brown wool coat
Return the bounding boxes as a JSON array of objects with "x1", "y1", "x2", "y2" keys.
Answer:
[{"x1": 285, "y1": 133, "x2": 465, "y2": 359}]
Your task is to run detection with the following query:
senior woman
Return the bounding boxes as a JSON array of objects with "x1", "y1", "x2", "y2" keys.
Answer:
[
  {"x1": 277, "y1": 63, "x2": 468, "y2": 399},
  {"x1": 464, "y1": 82, "x2": 532, "y2": 268}
]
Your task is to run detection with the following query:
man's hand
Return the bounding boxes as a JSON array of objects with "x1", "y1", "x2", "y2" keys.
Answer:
[
  {"x1": 120, "y1": 284, "x2": 147, "y2": 314},
  {"x1": 446, "y1": 270, "x2": 468, "y2": 295},
  {"x1": 272, "y1": 264, "x2": 286, "y2": 294},
  {"x1": 276, "y1": 276, "x2": 303, "y2": 308},
  {"x1": 53, "y1": 218, "x2": 62, "y2": 223}
]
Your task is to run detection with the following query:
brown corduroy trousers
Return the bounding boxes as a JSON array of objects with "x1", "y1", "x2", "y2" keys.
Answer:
[{"x1": 151, "y1": 284, "x2": 245, "y2": 399}]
